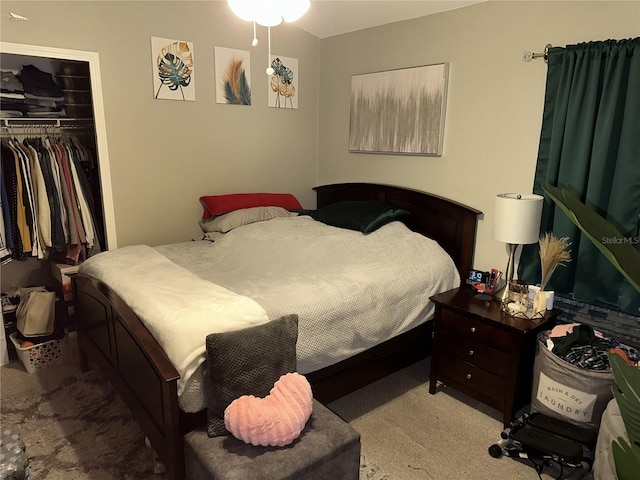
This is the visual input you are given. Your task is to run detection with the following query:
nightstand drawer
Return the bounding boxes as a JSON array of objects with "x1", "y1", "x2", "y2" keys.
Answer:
[
  {"x1": 439, "y1": 352, "x2": 507, "y2": 403},
  {"x1": 440, "y1": 309, "x2": 512, "y2": 352},
  {"x1": 436, "y1": 328, "x2": 510, "y2": 378}
]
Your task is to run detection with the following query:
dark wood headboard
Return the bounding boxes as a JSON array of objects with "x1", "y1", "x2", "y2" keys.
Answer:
[{"x1": 314, "y1": 183, "x2": 481, "y2": 280}]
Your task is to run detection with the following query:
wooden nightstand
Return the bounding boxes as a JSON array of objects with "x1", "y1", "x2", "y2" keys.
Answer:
[{"x1": 429, "y1": 286, "x2": 559, "y2": 427}]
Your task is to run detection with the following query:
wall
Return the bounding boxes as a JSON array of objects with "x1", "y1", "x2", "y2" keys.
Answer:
[
  {"x1": 1, "y1": 1, "x2": 320, "y2": 248},
  {"x1": 318, "y1": 0, "x2": 640, "y2": 274},
  {"x1": 1, "y1": 1, "x2": 319, "y2": 291}
]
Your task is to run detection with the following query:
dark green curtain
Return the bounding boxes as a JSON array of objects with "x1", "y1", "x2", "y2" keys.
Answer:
[{"x1": 519, "y1": 38, "x2": 640, "y2": 315}]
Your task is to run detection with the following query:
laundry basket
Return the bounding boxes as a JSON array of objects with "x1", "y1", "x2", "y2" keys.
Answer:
[
  {"x1": 9, "y1": 333, "x2": 64, "y2": 374},
  {"x1": 530, "y1": 330, "x2": 615, "y2": 430}
]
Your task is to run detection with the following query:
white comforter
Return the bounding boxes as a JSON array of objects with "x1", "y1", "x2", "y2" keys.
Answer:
[
  {"x1": 82, "y1": 216, "x2": 460, "y2": 413},
  {"x1": 78, "y1": 245, "x2": 269, "y2": 396},
  {"x1": 159, "y1": 216, "x2": 460, "y2": 411}
]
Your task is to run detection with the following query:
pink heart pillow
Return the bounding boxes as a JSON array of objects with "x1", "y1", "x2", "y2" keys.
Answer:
[{"x1": 224, "y1": 372, "x2": 313, "y2": 447}]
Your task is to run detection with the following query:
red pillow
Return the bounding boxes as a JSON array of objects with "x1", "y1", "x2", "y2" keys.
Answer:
[{"x1": 200, "y1": 193, "x2": 303, "y2": 219}]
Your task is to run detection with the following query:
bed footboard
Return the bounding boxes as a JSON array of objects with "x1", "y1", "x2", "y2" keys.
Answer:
[{"x1": 75, "y1": 275, "x2": 185, "y2": 480}]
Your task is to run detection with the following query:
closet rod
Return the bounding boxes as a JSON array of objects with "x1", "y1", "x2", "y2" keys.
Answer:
[
  {"x1": 2, "y1": 118, "x2": 94, "y2": 128},
  {"x1": 522, "y1": 43, "x2": 552, "y2": 63}
]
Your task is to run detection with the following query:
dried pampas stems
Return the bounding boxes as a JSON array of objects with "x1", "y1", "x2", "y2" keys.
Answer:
[{"x1": 538, "y1": 232, "x2": 572, "y2": 291}]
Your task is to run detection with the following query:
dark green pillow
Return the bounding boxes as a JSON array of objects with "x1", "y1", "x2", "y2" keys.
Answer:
[
  {"x1": 205, "y1": 314, "x2": 299, "y2": 437},
  {"x1": 307, "y1": 200, "x2": 410, "y2": 234}
]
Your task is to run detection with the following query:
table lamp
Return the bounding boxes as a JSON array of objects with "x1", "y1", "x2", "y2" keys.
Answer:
[{"x1": 493, "y1": 193, "x2": 544, "y2": 304}]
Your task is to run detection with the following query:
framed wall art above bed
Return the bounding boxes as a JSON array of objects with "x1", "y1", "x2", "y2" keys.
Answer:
[{"x1": 349, "y1": 63, "x2": 449, "y2": 156}]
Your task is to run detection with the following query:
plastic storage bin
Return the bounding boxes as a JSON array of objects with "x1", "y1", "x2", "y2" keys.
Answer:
[{"x1": 9, "y1": 333, "x2": 64, "y2": 374}]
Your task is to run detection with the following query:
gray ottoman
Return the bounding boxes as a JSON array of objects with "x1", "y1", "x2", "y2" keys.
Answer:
[{"x1": 184, "y1": 400, "x2": 360, "y2": 480}]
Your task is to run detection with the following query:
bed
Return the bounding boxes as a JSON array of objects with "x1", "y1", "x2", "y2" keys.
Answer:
[{"x1": 74, "y1": 182, "x2": 481, "y2": 480}]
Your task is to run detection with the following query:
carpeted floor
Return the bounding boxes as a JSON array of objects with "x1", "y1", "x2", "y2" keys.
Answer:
[
  {"x1": 0, "y1": 348, "x2": 389, "y2": 480},
  {"x1": 1, "y1": 366, "x2": 165, "y2": 480},
  {"x1": 1, "y1": 344, "x2": 572, "y2": 480},
  {"x1": 327, "y1": 359, "x2": 560, "y2": 480}
]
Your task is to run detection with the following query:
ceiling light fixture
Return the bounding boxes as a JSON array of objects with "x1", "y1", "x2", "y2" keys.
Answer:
[
  {"x1": 227, "y1": 0, "x2": 310, "y2": 74},
  {"x1": 228, "y1": 0, "x2": 310, "y2": 27}
]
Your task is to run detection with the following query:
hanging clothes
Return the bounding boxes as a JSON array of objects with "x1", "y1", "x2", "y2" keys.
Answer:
[
  {"x1": 0, "y1": 128, "x2": 102, "y2": 264},
  {"x1": 0, "y1": 168, "x2": 13, "y2": 263}
]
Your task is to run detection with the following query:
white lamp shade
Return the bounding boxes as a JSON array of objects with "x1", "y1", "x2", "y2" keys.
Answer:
[
  {"x1": 494, "y1": 193, "x2": 544, "y2": 245},
  {"x1": 228, "y1": 0, "x2": 309, "y2": 26}
]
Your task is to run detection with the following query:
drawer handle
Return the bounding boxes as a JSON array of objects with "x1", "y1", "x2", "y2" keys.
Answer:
[
  {"x1": 466, "y1": 373, "x2": 472, "y2": 380},
  {"x1": 470, "y1": 327, "x2": 476, "y2": 333},
  {"x1": 468, "y1": 350, "x2": 474, "y2": 356}
]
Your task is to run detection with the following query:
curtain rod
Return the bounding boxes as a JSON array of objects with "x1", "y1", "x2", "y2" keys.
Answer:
[{"x1": 522, "y1": 43, "x2": 552, "y2": 63}]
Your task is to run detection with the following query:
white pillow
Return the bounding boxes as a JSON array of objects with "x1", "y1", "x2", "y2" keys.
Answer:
[{"x1": 199, "y1": 206, "x2": 297, "y2": 233}]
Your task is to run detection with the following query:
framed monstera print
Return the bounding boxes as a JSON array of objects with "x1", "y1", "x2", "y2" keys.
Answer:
[
  {"x1": 151, "y1": 37, "x2": 196, "y2": 101},
  {"x1": 268, "y1": 55, "x2": 298, "y2": 109}
]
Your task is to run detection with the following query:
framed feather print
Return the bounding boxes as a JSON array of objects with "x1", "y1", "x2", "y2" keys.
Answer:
[
  {"x1": 349, "y1": 63, "x2": 449, "y2": 156},
  {"x1": 268, "y1": 55, "x2": 298, "y2": 109},
  {"x1": 214, "y1": 47, "x2": 251, "y2": 105},
  {"x1": 151, "y1": 37, "x2": 196, "y2": 101}
]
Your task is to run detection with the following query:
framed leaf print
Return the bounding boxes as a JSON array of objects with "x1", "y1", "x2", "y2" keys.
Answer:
[
  {"x1": 151, "y1": 37, "x2": 196, "y2": 101},
  {"x1": 349, "y1": 63, "x2": 449, "y2": 156},
  {"x1": 215, "y1": 47, "x2": 251, "y2": 105},
  {"x1": 268, "y1": 55, "x2": 298, "y2": 109}
]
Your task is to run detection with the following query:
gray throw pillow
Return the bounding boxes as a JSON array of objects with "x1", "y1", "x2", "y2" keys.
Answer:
[{"x1": 205, "y1": 314, "x2": 299, "y2": 437}]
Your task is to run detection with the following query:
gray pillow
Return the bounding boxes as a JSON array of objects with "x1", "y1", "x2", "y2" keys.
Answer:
[
  {"x1": 205, "y1": 314, "x2": 299, "y2": 437},
  {"x1": 199, "y1": 206, "x2": 297, "y2": 234}
]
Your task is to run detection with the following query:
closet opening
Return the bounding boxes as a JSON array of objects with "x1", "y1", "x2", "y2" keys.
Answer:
[{"x1": 0, "y1": 42, "x2": 116, "y2": 296}]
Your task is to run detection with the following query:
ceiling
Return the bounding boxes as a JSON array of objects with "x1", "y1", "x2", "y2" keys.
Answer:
[{"x1": 293, "y1": 0, "x2": 486, "y2": 39}]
